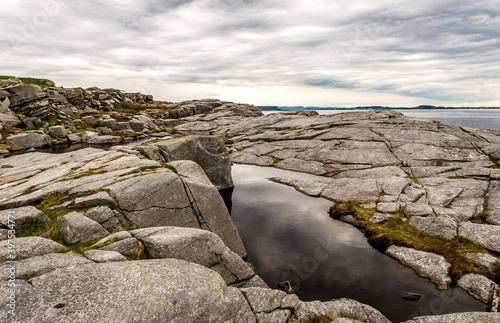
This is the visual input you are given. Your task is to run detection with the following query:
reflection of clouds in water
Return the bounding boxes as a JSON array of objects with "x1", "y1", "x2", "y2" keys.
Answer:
[{"x1": 231, "y1": 164, "x2": 485, "y2": 321}]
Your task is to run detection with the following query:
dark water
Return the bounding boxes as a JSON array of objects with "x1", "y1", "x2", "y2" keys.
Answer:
[{"x1": 230, "y1": 164, "x2": 485, "y2": 322}]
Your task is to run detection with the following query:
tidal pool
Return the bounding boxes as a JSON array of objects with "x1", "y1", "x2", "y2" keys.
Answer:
[{"x1": 230, "y1": 164, "x2": 485, "y2": 322}]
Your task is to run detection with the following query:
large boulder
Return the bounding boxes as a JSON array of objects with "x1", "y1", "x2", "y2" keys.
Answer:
[
  {"x1": 7, "y1": 84, "x2": 46, "y2": 107},
  {"x1": 130, "y1": 227, "x2": 254, "y2": 285},
  {"x1": 0, "y1": 259, "x2": 255, "y2": 322},
  {"x1": 48, "y1": 125, "x2": 68, "y2": 139},
  {"x1": 155, "y1": 136, "x2": 233, "y2": 190},
  {"x1": 6, "y1": 133, "x2": 51, "y2": 149},
  {"x1": 106, "y1": 161, "x2": 246, "y2": 258},
  {"x1": 0, "y1": 98, "x2": 22, "y2": 126},
  {"x1": 168, "y1": 160, "x2": 246, "y2": 258}
]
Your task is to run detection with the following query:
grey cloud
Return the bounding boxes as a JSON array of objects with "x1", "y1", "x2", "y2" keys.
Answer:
[{"x1": 1, "y1": 0, "x2": 499, "y2": 105}]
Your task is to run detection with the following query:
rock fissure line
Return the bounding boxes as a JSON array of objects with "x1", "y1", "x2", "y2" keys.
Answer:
[{"x1": 176, "y1": 174, "x2": 212, "y2": 232}]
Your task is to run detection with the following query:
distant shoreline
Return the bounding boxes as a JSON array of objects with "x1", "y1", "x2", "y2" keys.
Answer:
[{"x1": 257, "y1": 105, "x2": 500, "y2": 111}]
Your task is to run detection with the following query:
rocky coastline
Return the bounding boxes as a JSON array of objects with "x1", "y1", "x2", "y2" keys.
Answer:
[{"x1": 1, "y1": 76, "x2": 500, "y2": 322}]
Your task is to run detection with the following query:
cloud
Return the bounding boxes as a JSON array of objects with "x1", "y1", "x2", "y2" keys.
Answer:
[{"x1": 1, "y1": 0, "x2": 499, "y2": 106}]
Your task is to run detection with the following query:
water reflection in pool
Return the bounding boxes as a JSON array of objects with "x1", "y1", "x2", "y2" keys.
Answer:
[{"x1": 230, "y1": 164, "x2": 484, "y2": 322}]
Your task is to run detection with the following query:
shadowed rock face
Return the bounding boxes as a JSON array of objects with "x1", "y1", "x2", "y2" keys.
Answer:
[{"x1": 154, "y1": 135, "x2": 234, "y2": 190}]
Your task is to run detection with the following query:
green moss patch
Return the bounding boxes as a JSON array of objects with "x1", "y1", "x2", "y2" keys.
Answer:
[
  {"x1": 66, "y1": 167, "x2": 107, "y2": 180},
  {"x1": 19, "y1": 77, "x2": 52, "y2": 89},
  {"x1": 330, "y1": 201, "x2": 498, "y2": 282}
]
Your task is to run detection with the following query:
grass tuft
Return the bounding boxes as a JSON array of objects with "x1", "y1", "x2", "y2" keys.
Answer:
[
  {"x1": 330, "y1": 201, "x2": 499, "y2": 282},
  {"x1": 19, "y1": 77, "x2": 52, "y2": 89}
]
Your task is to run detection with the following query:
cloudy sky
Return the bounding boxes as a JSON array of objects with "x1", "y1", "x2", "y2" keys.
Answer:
[{"x1": 1, "y1": 0, "x2": 499, "y2": 107}]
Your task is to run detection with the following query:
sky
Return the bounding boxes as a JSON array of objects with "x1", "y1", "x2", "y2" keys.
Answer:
[{"x1": 1, "y1": 0, "x2": 500, "y2": 107}]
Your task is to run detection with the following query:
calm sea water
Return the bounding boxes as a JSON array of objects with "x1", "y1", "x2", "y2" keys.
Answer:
[{"x1": 230, "y1": 164, "x2": 484, "y2": 323}]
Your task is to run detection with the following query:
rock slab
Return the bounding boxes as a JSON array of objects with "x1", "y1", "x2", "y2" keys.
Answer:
[{"x1": 385, "y1": 246, "x2": 452, "y2": 289}]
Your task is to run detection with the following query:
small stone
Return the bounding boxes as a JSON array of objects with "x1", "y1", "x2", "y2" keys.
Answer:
[
  {"x1": 48, "y1": 126, "x2": 68, "y2": 139},
  {"x1": 67, "y1": 133, "x2": 82, "y2": 144},
  {"x1": 405, "y1": 203, "x2": 434, "y2": 216},
  {"x1": 116, "y1": 121, "x2": 132, "y2": 131},
  {"x1": 369, "y1": 213, "x2": 393, "y2": 224},
  {"x1": 404, "y1": 292, "x2": 421, "y2": 301},
  {"x1": 84, "y1": 250, "x2": 127, "y2": 263},
  {"x1": 277, "y1": 281, "x2": 293, "y2": 294},
  {"x1": 377, "y1": 202, "x2": 400, "y2": 213},
  {"x1": 129, "y1": 119, "x2": 145, "y2": 130},
  {"x1": 104, "y1": 118, "x2": 117, "y2": 130},
  {"x1": 339, "y1": 214, "x2": 360, "y2": 227},
  {"x1": 92, "y1": 231, "x2": 132, "y2": 247},
  {"x1": 6, "y1": 133, "x2": 51, "y2": 149},
  {"x1": 96, "y1": 127, "x2": 112, "y2": 134},
  {"x1": 98, "y1": 238, "x2": 139, "y2": 258},
  {"x1": 73, "y1": 192, "x2": 117, "y2": 209},
  {"x1": 85, "y1": 206, "x2": 115, "y2": 223},
  {"x1": 82, "y1": 116, "x2": 96, "y2": 125},
  {"x1": 57, "y1": 212, "x2": 109, "y2": 244},
  {"x1": 360, "y1": 202, "x2": 376, "y2": 209}
]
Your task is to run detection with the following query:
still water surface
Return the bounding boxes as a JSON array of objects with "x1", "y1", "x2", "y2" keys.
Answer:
[{"x1": 230, "y1": 164, "x2": 485, "y2": 322}]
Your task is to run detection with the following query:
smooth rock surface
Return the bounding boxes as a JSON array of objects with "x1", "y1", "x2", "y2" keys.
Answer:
[{"x1": 57, "y1": 212, "x2": 109, "y2": 244}]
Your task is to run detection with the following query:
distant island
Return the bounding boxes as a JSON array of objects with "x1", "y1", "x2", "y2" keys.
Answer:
[{"x1": 258, "y1": 105, "x2": 500, "y2": 111}]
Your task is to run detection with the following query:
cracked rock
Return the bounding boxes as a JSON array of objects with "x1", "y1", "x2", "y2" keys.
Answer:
[{"x1": 385, "y1": 245, "x2": 452, "y2": 289}]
